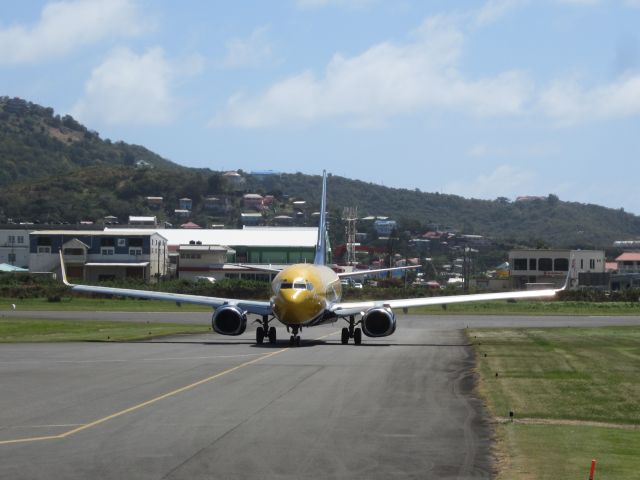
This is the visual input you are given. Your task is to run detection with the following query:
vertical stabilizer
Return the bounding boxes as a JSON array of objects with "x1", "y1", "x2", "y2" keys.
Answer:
[{"x1": 313, "y1": 171, "x2": 328, "y2": 265}]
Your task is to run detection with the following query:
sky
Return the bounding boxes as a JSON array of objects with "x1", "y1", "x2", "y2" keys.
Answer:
[{"x1": 2, "y1": 0, "x2": 640, "y2": 213}]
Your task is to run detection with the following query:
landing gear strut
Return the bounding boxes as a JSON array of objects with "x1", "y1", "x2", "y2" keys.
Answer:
[
  {"x1": 256, "y1": 315, "x2": 277, "y2": 345},
  {"x1": 341, "y1": 316, "x2": 362, "y2": 345},
  {"x1": 289, "y1": 325, "x2": 301, "y2": 347}
]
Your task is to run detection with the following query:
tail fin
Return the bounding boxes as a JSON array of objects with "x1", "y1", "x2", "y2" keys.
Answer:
[{"x1": 313, "y1": 171, "x2": 328, "y2": 265}]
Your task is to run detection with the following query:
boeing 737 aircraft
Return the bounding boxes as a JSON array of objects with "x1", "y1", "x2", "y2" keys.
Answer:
[{"x1": 60, "y1": 171, "x2": 565, "y2": 346}]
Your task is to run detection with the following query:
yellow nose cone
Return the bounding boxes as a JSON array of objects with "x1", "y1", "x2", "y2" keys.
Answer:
[{"x1": 273, "y1": 289, "x2": 322, "y2": 325}]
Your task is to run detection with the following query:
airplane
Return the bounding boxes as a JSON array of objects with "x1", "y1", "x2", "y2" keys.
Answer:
[{"x1": 60, "y1": 171, "x2": 566, "y2": 346}]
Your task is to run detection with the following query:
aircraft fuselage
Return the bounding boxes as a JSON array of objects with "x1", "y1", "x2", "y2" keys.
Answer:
[{"x1": 271, "y1": 264, "x2": 342, "y2": 326}]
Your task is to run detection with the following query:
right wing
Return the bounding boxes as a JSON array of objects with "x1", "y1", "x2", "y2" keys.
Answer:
[
  {"x1": 59, "y1": 252, "x2": 272, "y2": 316},
  {"x1": 330, "y1": 286, "x2": 559, "y2": 317}
]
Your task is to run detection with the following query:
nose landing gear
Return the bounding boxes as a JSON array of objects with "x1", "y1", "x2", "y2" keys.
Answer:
[{"x1": 288, "y1": 325, "x2": 301, "y2": 347}]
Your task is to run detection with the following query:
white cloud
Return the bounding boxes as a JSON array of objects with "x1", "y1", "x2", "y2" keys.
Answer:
[
  {"x1": 555, "y1": 0, "x2": 601, "y2": 5},
  {"x1": 443, "y1": 165, "x2": 536, "y2": 200},
  {"x1": 476, "y1": 0, "x2": 529, "y2": 27},
  {"x1": 71, "y1": 47, "x2": 203, "y2": 126},
  {"x1": 538, "y1": 74, "x2": 640, "y2": 125},
  {"x1": 222, "y1": 26, "x2": 276, "y2": 69},
  {"x1": 0, "y1": 0, "x2": 148, "y2": 65},
  {"x1": 295, "y1": 0, "x2": 375, "y2": 9},
  {"x1": 211, "y1": 16, "x2": 532, "y2": 128}
]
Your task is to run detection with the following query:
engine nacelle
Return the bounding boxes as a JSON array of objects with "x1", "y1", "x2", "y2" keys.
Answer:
[
  {"x1": 212, "y1": 305, "x2": 247, "y2": 336},
  {"x1": 361, "y1": 307, "x2": 397, "y2": 337}
]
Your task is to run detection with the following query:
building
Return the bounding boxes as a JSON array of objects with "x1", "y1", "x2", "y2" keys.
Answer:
[
  {"x1": 0, "y1": 229, "x2": 30, "y2": 268},
  {"x1": 610, "y1": 252, "x2": 640, "y2": 289},
  {"x1": 615, "y1": 252, "x2": 640, "y2": 274},
  {"x1": 241, "y1": 213, "x2": 263, "y2": 226},
  {"x1": 145, "y1": 197, "x2": 163, "y2": 209},
  {"x1": 29, "y1": 230, "x2": 169, "y2": 282},
  {"x1": 106, "y1": 226, "x2": 328, "y2": 281},
  {"x1": 243, "y1": 193, "x2": 264, "y2": 210},
  {"x1": 508, "y1": 249, "x2": 605, "y2": 288},
  {"x1": 177, "y1": 244, "x2": 232, "y2": 281},
  {"x1": 129, "y1": 216, "x2": 157, "y2": 227},
  {"x1": 179, "y1": 198, "x2": 192, "y2": 211},
  {"x1": 374, "y1": 219, "x2": 397, "y2": 237}
]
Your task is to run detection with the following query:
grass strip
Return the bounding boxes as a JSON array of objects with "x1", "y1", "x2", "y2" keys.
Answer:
[
  {"x1": 0, "y1": 317, "x2": 211, "y2": 342},
  {"x1": 470, "y1": 326, "x2": 640, "y2": 479},
  {"x1": 0, "y1": 297, "x2": 210, "y2": 312},
  {"x1": 413, "y1": 300, "x2": 640, "y2": 315},
  {"x1": 4, "y1": 297, "x2": 640, "y2": 315}
]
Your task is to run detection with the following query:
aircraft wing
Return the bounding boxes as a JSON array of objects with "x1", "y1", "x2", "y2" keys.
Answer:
[
  {"x1": 329, "y1": 287, "x2": 559, "y2": 317},
  {"x1": 337, "y1": 265, "x2": 420, "y2": 279},
  {"x1": 59, "y1": 253, "x2": 272, "y2": 316}
]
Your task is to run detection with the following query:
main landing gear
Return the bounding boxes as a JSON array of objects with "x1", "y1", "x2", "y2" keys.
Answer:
[
  {"x1": 341, "y1": 315, "x2": 362, "y2": 345},
  {"x1": 256, "y1": 315, "x2": 277, "y2": 345},
  {"x1": 288, "y1": 325, "x2": 301, "y2": 347}
]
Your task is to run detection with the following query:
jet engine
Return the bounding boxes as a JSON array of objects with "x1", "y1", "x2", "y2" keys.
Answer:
[
  {"x1": 361, "y1": 307, "x2": 396, "y2": 337},
  {"x1": 212, "y1": 305, "x2": 247, "y2": 336}
]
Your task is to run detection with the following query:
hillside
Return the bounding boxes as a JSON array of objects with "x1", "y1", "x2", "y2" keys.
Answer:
[
  {"x1": 0, "y1": 96, "x2": 179, "y2": 186},
  {"x1": 246, "y1": 173, "x2": 640, "y2": 248},
  {"x1": 1, "y1": 98, "x2": 639, "y2": 249}
]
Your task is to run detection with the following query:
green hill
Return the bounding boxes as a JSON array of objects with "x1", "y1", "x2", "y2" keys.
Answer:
[
  {"x1": 0, "y1": 96, "x2": 179, "y2": 186},
  {"x1": 1, "y1": 97, "x2": 639, "y2": 249}
]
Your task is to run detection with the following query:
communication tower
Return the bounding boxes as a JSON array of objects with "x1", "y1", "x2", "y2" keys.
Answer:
[{"x1": 342, "y1": 207, "x2": 358, "y2": 265}]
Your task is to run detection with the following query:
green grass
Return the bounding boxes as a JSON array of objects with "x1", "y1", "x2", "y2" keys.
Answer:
[
  {"x1": 470, "y1": 326, "x2": 640, "y2": 479},
  {"x1": 413, "y1": 300, "x2": 640, "y2": 315},
  {"x1": 4, "y1": 297, "x2": 640, "y2": 316},
  {"x1": 0, "y1": 297, "x2": 211, "y2": 312},
  {"x1": 0, "y1": 317, "x2": 211, "y2": 342}
]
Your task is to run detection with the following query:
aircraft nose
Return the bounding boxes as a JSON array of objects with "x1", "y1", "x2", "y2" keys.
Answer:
[{"x1": 274, "y1": 288, "x2": 321, "y2": 325}]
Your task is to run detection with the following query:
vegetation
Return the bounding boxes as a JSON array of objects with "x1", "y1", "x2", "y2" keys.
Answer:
[
  {"x1": 470, "y1": 326, "x2": 640, "y2": 479},
  {"x1": 2, "y1": 98, "x2": 640, "y2": 247},
  {"x1": 0, "y1": 96, "x2": 178, "y2": 187},
  {"x1": 0, "y1": 317, "x2": 210, "y2": 342}
]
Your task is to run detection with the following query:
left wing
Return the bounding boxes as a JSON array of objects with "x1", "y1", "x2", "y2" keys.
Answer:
[
  {"x1": 59, "y1": 252, "x2": 272, "y2": 316},
  {"x1": 330, "y1": 286, "x2": 561, "y2": 317}
]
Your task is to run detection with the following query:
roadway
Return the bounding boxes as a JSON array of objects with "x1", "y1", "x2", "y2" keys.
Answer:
[{"x1": 1, "y1": 313, "x2": 639, "y2": 479}]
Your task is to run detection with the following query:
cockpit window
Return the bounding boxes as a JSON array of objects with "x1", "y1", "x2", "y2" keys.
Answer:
[{"x1": 279, "y1": 281, "x2": 312, "y2": 290}]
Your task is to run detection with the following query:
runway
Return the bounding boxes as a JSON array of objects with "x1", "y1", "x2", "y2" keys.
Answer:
[{"x1": 2, "y1": 314, "x2": 639, "y2": 479}]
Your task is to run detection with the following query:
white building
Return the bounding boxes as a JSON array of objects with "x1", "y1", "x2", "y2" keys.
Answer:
[
  {"x1": 509, "y1": 249, "x2": 605, "y2": 288},
  {"x1": 0, "y1": 229, "x2": 30, "y2": 268},
  {"x1": 29, "y1": 230, "x2": 168, "y2": 282}
]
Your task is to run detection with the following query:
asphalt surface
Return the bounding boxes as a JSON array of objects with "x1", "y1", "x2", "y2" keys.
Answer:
[{"x1": 2, "y1": 313, "x2": 640, "y2": 479}]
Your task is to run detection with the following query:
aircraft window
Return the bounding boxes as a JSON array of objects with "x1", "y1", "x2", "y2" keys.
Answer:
[
  {"x1": 306, "y1": 283, "x2": 314, "y2": 291},
  {"x1": 280, "y1": 282, "x2": 293, "y2": 289},
  {"x1": 293, "y1": 282, "x2": 307, "y2": 289}
]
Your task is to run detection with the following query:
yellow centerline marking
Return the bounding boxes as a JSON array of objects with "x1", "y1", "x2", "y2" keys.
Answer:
[
  {"x1": 0, "y1": 347, "x2": 287, "y2": 446},
  {"x1": 0, "y1": 330, "x2": 340, "y2": 446}
]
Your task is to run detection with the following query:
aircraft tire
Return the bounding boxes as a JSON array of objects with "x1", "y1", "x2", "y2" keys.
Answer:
[
  {"x1": 295, "y1": 335, "x2": 301, "y2": 347},
  {"x1": 289, "y1": 335, "x2": 295, "y2": 346},
  {"x1": 354, "y1": 328, "x2": 362, "y2": 345},
  {"x1": 341, "y1": 328, "x2": 349, "y2": 344},
  {"x1": 268, "y1": 327, "x2": 277, "y2": 344},
  {"x1": 256, "y1": 327, "x2": 265, "y2": 344}
]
